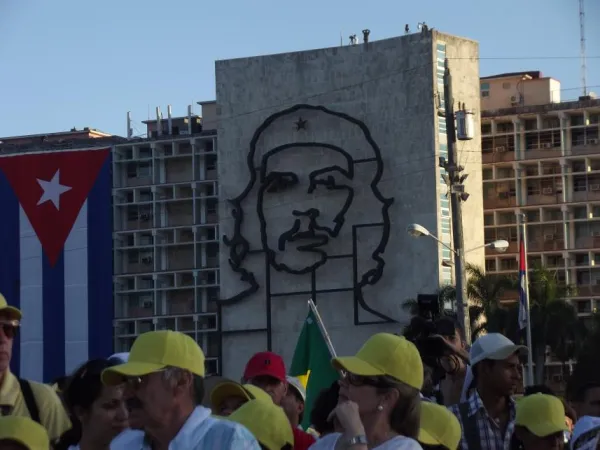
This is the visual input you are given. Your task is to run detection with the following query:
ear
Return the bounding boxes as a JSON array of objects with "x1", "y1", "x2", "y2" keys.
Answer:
[
  {"x1": 380, "y1": 388, "x2": 400, "y2": 410},
  {"x1": 297, "y1": 401, "x2": 305, "y2": 415}
]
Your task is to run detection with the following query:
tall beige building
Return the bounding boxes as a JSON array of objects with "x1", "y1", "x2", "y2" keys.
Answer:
[
  {"x1": 111, "y1": 103, "x2": 223, "y2": 374},
  {"x1": 481, "y1": 71, "x2": 600, "y2": 383}
]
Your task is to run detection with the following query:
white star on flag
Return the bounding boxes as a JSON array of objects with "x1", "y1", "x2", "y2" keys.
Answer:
[{"x1": 37, "y1": 169, "x2": 72, "y2": 210}]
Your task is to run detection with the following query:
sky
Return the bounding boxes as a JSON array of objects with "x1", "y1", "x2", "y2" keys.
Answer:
[{"x1": 0, "y1": 0, "x2": 599, "y2": 138}]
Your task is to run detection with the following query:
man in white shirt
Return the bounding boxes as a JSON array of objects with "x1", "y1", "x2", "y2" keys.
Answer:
[{"x1": 102, "y1": 330, "x2": 260, "y2": 450}]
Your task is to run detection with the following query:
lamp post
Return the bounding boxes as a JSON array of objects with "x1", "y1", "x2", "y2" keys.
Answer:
[{"x1": 407, "y1": 223, "x2": 508, "y2": 344}]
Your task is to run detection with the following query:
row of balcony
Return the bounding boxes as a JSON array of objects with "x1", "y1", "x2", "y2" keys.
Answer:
[{"x1": 114, "y1": 202, "x2": 218, "y2": 232}]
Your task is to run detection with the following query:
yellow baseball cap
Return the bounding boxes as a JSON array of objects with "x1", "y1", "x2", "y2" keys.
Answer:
[
  {"x1": 516, "y1": 394, "x2": 568, "y2": 437},
  {"x1": 332, "y1": 333, "x2": 424, "y2": 390},
  {"x1": 419, "y1": 402, "x2": 461, "y2": 450},
  {"x1": 228, "y1": 400, "x2": 294, "y2": 450},
  {"x1": 102, "y1": 330, "x2": 205, "y2": 385},
  {"x1": 0, "y1": 416, "x2": 49, "y2": 450},
  {"x1": 0, "y1": 293, "x2": 21, "y2": 321},
  {"x1": 210, "y1": 381, "x2": 272, "y2": 410}
]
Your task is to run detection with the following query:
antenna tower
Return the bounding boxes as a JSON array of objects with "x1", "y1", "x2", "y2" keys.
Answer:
[{"x1": 579, "y1": 0, "x2": 587, "y2": 96}]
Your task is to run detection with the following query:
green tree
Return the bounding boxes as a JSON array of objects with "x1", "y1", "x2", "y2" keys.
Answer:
[
  {"x1": 465, "y1": 264, "x2": 514, "y2": 340},
  {"x1": 498, "y1": 265, "x2": 578, "y2": 384}
]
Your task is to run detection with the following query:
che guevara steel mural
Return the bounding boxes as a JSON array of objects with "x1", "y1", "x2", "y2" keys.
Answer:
[{"x1": 221, "y1": 104, "x2": 396, "y2": 329}]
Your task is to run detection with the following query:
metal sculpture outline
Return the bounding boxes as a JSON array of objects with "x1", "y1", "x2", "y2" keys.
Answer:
[{"x1": 221, "y1": 104, "x2": 396, "y2": 331}]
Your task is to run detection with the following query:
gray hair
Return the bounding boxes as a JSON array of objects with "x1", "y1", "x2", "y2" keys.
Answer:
[{"x1": 161, "y1": 366, "x2": 205, "y2": 405}]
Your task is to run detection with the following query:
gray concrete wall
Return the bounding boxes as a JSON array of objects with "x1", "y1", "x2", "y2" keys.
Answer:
[
  {"x1": 216, "y1": 31, "x2": 481, "y2": 379},
  {"x1": 439, "y1": 33, "x2": 484, "y2": 270}
]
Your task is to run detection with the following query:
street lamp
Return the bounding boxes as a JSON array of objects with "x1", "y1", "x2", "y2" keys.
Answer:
[{"x1": 407, "y1": 223, "x2": 509, "y2": 343}]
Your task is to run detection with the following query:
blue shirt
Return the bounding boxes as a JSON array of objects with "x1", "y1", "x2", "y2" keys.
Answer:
[{"x1": 110, "y1": 406, "x2": 260, "y2": 450}]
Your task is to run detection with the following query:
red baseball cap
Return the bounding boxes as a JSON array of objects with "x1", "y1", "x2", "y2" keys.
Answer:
[{"x1": 243, "y1": 351, "x2": 286, "y2": 382}]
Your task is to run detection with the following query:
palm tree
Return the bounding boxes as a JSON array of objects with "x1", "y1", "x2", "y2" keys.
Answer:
[
  {"x1": 465, "y1": 264, "x2": 514, "y2": 340},
  {"x1": 498, "y1": 265, "x2": 578, "y2": 384}
]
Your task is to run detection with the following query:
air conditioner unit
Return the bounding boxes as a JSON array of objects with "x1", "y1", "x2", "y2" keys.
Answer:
[
  {"x1": 588, "y1": 138, "x2": 599, "y2": 145},
  {"x1": 591, "y1": 184, "x2": 600, "y2": 191},
  {"x1": 496, "y1": 146, "x2": 506, "y2": 152},
  {"x1": 141, "y1": 256, "x2": 153, "y2": 264},
  {"x1": 543, "y1": 142, "x2": 553, "y2": 149},
  {"x1": 592, "y1": 231, "x2": 600, "y2": 237},
  {"x1": 544, "y1": 234, "x2": 554, "y2": 241},
  {"x1": 139, "y1": 213, "x2": 151, "y2": 221},
  {"x1": 542, "y1": 187, "x2": 554, "y2": 195}
]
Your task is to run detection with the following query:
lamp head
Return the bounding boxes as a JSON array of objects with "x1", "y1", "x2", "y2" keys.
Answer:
[{"x1": 407, "y1": 223, "x2": 430, "y2": 238}]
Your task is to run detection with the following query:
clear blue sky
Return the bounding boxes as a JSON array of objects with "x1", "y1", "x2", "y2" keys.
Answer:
[{"x1": 1, "y1": 0, "x2": 598, "y2": 138}]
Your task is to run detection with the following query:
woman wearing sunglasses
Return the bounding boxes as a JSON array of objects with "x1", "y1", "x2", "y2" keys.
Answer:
[
  {"x1": 54, "y1": 359, "x2": 129, "y2": 450},
  {"x1": 310, "y1": 333, "x2": 423, "y2": 450}
]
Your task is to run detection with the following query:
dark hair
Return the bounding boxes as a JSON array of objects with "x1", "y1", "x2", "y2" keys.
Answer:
[
  {"x1": 55, "y1": 358, "x2": 117, "y2": 450},
  {"x1": 310, "y1": 381, "x2": 340, "y2": 435},
  {"x1": 524, "y1": 384, "x2": 555, "y2": 396}
]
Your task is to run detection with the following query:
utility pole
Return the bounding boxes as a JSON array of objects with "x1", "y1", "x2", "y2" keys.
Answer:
[{"x1": 441, "y1": 58, "x2": 471, "y2": 344}]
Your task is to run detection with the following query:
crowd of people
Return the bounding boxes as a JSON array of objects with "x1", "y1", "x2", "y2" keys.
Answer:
[{"x1": 1, "y1": 295, "x2": 600, "y2": 450}]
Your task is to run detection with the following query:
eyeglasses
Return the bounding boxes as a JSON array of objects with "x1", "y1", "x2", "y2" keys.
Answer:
[
  {"x1": 0, "y1": 319, "x2": 19, "y2": 339},
  {"x1": 123, "y1": 368, "x2": 169, "y2": 390},
  {"x1": 344, "y1": 373, "x2": 388, "y2": 388}
]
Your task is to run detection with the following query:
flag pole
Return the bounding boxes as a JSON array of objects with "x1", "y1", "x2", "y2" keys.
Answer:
[
  {"x1": 308, "y1": 299, "x2": 338, "y2": 358},
  {"x1": 519, "y1": 213, "x2": 534, "y2": 385}
]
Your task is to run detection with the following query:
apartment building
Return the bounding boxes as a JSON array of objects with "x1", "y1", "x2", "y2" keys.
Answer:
[
  {"x1": 481, "y1": 71, "x2": 600, "y2": 384},
  {"x1": 111, "y1": 103, "x2": 223, "y2": 374}
]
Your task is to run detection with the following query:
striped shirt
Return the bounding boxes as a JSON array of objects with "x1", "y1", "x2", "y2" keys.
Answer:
[
  {"x1": 110, "y1": 406, "x2": 260, "y2": 450},
  {"x1": 448, "y1": 390, "x2": 516, "y2": 450}
]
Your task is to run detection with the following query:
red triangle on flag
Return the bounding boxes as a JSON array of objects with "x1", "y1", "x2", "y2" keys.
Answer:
[{"x1": 0, "y1": 148, "x2": 110, "y2": 267}]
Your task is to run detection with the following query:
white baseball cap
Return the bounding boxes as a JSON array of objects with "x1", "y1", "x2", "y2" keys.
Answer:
[
  {"x1": 108, "y1": 352, "x2": 130, "y2": 364},
  {"x1": 286, "y1": 376, "x2": 306, "y2": 402},
  {"x1": 469, "y1": 333, "x2": 527, "y2": 366}
]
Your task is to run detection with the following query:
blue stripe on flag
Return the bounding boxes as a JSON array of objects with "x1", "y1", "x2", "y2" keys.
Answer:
[
  {"x1": 87, "y1": 156, "x2": 113, "y2": 359},
  {"x1": 0, "y1": 170, "x2": 21, "y2": 375},
  {"x1": 43, "y1": 252, "x2": 65, "y2": 382}
]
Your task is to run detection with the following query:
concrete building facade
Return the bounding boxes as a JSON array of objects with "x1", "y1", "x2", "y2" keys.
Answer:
[
  {"x1": 216, "y1": 30, "x2": 484, "y2": 378},
  {"x1": 481, "y1": 73, "x2": 600, "y2": 386},
  {"x1": 111, "y1": 107, "x2": 223, "y2": 374}
]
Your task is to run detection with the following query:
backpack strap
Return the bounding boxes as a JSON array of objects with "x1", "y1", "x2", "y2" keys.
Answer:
[
  {"x1": 459, "y1": 402, "x2": 482, "y2": 450},
  {"x1": 17, "y1": 378, "x2": 41, "y2": 424}
]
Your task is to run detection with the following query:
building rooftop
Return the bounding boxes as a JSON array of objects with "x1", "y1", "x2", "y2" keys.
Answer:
[
  {"x1": 0, "y1": 127, "x2": 112, "y2": 142},
  {"x1": 482, "y1": 97, "x2": 600, "y2": 118},
  {"x1": 481, "y1": 71, "x2": 543, "y2": 81}
]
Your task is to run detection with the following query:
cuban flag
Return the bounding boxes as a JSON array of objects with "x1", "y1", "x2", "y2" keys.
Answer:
[
  {"x1": 0, "y1": 148, "x2": 113, "y2": 383},
  {"x1": 518, "y1": 239, "x2": 528, "y2": 330}
]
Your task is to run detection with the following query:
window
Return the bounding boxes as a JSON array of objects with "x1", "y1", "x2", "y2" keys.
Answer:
[
  {"x1": 138, "y1": 163, "x2": 151, "y2": 177},
  {"x1": 481, "y1": 82, "x2": 490, "y2": 98}
]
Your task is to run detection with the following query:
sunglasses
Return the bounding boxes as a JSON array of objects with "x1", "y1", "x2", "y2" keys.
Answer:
[
  {"x1": 344, "y1": 373, "x2": 389, "y2": 388},
  {"x1": 0, "y1": 319, "x2": 19, "y2": 339}
]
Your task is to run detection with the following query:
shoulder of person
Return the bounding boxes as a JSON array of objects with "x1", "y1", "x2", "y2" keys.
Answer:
[
  {"x1": 26, "y1": 379, "x2": 62, "y2": 403},
  {"x1": 22, "y1": 379, "x2": 72, "y2": 439},
  {"x1": 372, "y1": 436, "x2": 422, "y2": 450},
  {"x1": 309, "y1": 433, "x2": 341, "y2": 450},
  {"x1": 110, "y1": 429, "x2": 145, "y2": 450},
  {"x1": 202, "y1": 417, "x2": 260, "y2": 447}
]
